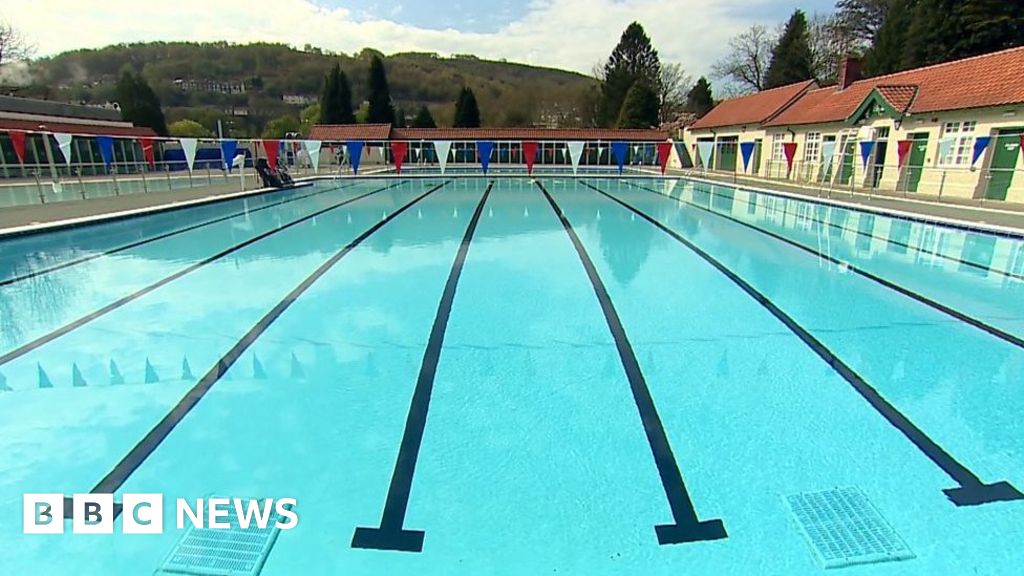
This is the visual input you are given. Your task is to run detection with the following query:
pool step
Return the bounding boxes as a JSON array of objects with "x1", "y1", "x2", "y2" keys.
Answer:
[{"x1": 786, "y1": 487, "x2": 914, "y2": 570}]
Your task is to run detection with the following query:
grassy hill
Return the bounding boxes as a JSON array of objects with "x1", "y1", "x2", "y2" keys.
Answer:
[{"x1": 19, "y1": 42, "x2": 598, "y2": 136}]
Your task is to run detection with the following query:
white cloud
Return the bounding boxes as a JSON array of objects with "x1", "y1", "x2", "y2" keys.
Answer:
[{"x1": 11, "y1": 0, "x2": 771, "y2": 77}]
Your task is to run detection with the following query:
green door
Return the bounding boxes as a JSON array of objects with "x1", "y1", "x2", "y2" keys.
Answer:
[
  {"x1": 906, "y1": 132, "x2": 929, "y2": 192},
  {"x1": 838, "y1": 141, "x2": 855, "y2": 185},
  {"x1": 752, "y1": 139, "x2": 763, "y2": 175},
  {"x1": 985, "y1": 128, "x2": 1023, "y2": 201},
  {"x1": 718, "y1": 137, "x2": 738, "y2": 172}
]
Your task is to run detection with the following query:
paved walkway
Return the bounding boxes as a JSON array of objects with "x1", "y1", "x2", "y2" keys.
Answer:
[{"x1": 676, "y1": 170, "x2": 1024, "y2": 233}]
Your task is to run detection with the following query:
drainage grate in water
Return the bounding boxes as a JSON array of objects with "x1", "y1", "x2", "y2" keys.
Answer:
[
  {"x1": 785, "y1": 487, "x2": 915, "y2": 570},
  {"x1": 157, "y1": 498, "x2": 290, "y2": 576}
]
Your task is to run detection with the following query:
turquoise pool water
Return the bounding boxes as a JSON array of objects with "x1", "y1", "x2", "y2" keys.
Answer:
[{"x1": 1, "y1": 177, "x2": 1023, "y2": 574}]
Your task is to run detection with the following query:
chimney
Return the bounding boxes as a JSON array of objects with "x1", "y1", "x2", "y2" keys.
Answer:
[{"x1": 838, "y1": 56, "x2": 863, "y2": 90}]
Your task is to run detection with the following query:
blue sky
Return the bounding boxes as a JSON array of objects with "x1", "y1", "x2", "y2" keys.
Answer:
[{"x1": 14, "y1": 0, "x2": 842, "y2": 78}]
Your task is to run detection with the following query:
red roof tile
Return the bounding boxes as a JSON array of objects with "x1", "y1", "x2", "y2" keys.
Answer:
[
  {"x1": 875, "y1": 85, "x2": 919, "y2": 112},
  {"x1": 767, "y1": 46, "x2": 1024, "y2": 126},
  {"x1": 308, "y1": 123, "x2": 393, "y2": 140},
  {"x1": 0, "y1": 119, "x2": 156, "y2": 137},
  {"x1": 689, "y1": 80, "x2": 816, "y2": 130},
  {"x1": 308, "y1": 124, "x2": 670, "y2": 141}
]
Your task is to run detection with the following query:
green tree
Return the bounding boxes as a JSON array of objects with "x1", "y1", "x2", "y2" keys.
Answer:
[
  {"x1": 366, "y1": 55, "x2": 395, "y2": 124},
  {"x1": 598, "y1": 22, "x2": 662, "y2": 127},
  {"x1": 394, "y1": 105, "x2": 407, "y2": 128},
  {"x1": 957, "y1": 0, "x2": 1024, "y2": 58},
  {"x1": 616, "y1": 82, "x2": 660, "y2": 128},
  {"x1": 685, "y1": 77, "x2": 715, "y2": 117},
  {"x1": 411, "y1": 105, "x2": 437, "y2": 128},
  {"x1": 116, "y1": 70, "x2": 169, "y2": 136},
  {"x1": 453, "y1": 86, "x2": 481, "y2": 127},
  {"x1": 168, "y1": 119, "x2": 213, "y2": 138},
  {"x1": 835, "y1": 0, "x2": 889, "y2": 48},
  {"x1": 262, "y1": 115, "x2": 301, "y2": 138},
  {"x1": 318, "y1": 63, "x2": 354, "y2": 124},
  {"x1": 865, "y1": 0, "x2": 915, "y2": 76},
  {"x1": 765, "y1": 10, "x2": 816, "y2": 88}
]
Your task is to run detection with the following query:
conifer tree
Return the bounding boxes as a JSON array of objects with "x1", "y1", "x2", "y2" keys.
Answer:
[
  {"x1": 765, "y1": 10, "x2": 816, "y2": 88},
  {"x1": 366, "y1": 55, "x2": 395, "y2": 124},
  {"x1": 598, "y1": 22, "x2": 662, "y2": 127}
]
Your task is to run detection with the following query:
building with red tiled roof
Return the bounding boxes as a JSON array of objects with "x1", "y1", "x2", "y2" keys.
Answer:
[
  {"x1": 689, "y1": 80, "x2": 816, "y2": 131},
  {"x1": 308, "y1": 124, "x2": 670, "y2": 142},
  {"x1": 682, "y1": 47, "x2": 1024, "y2": 202}
]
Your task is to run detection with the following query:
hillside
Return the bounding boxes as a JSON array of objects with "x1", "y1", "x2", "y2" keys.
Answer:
[{"x1": 17, "y1": 42, "x2": 599, "y2": 136}]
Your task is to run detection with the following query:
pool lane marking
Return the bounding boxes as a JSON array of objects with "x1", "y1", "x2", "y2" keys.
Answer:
[
  {"x1": 63, "y1": 180, "x2": 451, "y2": 519},
  {"x1": 351, "y1": 181, "x2": 493, "y2": 554},
  {"x1": 0, "y1": 182, "x2": 360, "y2": 288},
  {"x1": 624, "y1": 181, "x2": 1024, "y2": 352},
  {"x1": 0, "y1": 182, "x2": 405, "y2": 369},
  {"x1": 537, "y1": 181, "x2": 728, "y2": 545},
  {"x1": 682, "y1": 181, "x2": 1024, "y2": 283},
  {"x1": 583, "y1": 180, "x2": 1023, "y2": 507}
]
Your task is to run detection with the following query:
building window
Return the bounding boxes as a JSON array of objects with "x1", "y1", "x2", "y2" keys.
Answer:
[
  {"x1": 939, "y1": 121, "x2": 976, "y2": 166},
  {"x1": 771, "y1": 133, "x2": 785, "y2": 161},
  {"x1": 804, "y1": 132, "x2": 821, "y2": 163}
]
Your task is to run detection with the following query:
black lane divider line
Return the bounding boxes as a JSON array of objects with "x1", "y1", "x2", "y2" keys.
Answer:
[
  {"x1": 0, "y1": 182, "x2": 404, "y2": 369},
  {"x1": 625, "y1": 181, "x2": 1024, "y2": 352},
  {"x1": 683, "y1": 181, "x2": 1024, "y2": 282},
  {"x1": 584, "y1": 180, "x2": 1024, "y2": 507},
  {"x1": 62, "y1": 180, "x2": 450, "y2": 520},
  {"x1": 539, "y1": 181, "x2": 727, "y2": 545},
  {"x1": 0, "y1": 182, "x2": 360, "y2": 288},
  {"x1": 351, "y1": 181, "x2": 493, "y2": 553}
]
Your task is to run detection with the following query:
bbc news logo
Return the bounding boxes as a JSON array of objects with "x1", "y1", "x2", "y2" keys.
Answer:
[{"x1": 23, "y1": 494, "x2": 298, "y2": 534}]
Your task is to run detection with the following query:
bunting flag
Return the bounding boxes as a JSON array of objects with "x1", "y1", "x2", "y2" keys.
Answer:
[
  {"x1": 696, "y1": 141, "x2": 713, "y2": 170},
  {"x1": 1020, "y1": 134, "x2": 1024, "y2": 161},
  {"x1": 739, "y1": 141, "x2": 756, "y2": 172},
  {"x1": 97, "y1": 136, "x2": 115, "y2": 170},
  {"x1": 937, "y1": 137, "x2": 954, "y2": 162},
  {"x1": 521, "y1": 141, "x2": 538, "y2": 175},
  {"x1": 390, "y1": 141, "x2": 409, "y2": 174},
  {"x1": 9, "y1": 131, "x2": 26, "y2": 163},
  {"x1": 859, "y1": 140, "x2": 876, "y2": 168},
  {"x1": 656, "y1": 141, "x2": 673, "y2": 174},
  {"x1": 673, "y1": 142, "x2": 689, "y2": 167},
  {"x1": 434, "y1": 140, "x2": 452, "y2": 174},
  {"x1": 346, "y1": 141, "x2": 364, "y2": 174},
  {"x1": 263, "y1": 139, "x2": 280, "y2": 168},
  {"x1": 897, "y1": 140, "x2": 913, "y2": 169},
  {"x1": 972, "y1": 136, "x2": 991, "y2": 165},
  {"x1": 782, "y1": 142, "x2": 798, "y2": 172},
  {"x1": 180, "y1": 138, "x2": 198, "y2": 172},
  {"x1": 821, "y1": 140, "x2": 837, "y2": 175},
  {"x1": 477, "y1": 141, "x2": 494, "y2": 174},
  {"x1": 611, "y1": 141, "x2": 629, "y2": 174},
  {"x1": 138, "y1": 137, "x2": 156, "y2": 168},
  {"x1": 567, "y1": 141, "x2": 585, "y2": 175},
  {"x1": 221, "y1": 139, "x2": 238, "y2": 172},
  {"x1": 303, "y1": 140, "x2": 322, "y2": 173},
  {"x1": 54, "y1": 133, "x2": 73, "y2": 166}
]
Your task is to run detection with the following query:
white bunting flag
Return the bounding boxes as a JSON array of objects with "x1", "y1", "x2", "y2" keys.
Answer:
[
  {"x1": 180, "y1": 138, "x2": 198, "y2": 172},
  {"x1": 54, "y1": 133, "x2": 73, "y2": 166},
  {"x1": 303, "y1": 140, "x2": 322, "y2": 173},
  {"x1": 821, "y1": 140, "x2": 837, "y2": 175},
  {"x1": 567, "y1": 141, "x2": 585, "y2": 175},
  {"x1": 937, "y1": 137, "x2": 954, "y2": 163},
  {"x1": 697, "y1": 141, "x2": 714, "y2": 169},
  {"x1": 434, "y1": 140, "x2": 452, "y2": 174}
]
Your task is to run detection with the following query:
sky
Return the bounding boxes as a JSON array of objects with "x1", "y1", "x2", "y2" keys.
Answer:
[{"x1": 7, "y1": 0, "x2": 837, "y2": 77}]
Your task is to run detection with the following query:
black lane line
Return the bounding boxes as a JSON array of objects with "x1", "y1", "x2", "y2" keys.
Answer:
[
  {"x1": 538, "y1": 181, "x2": 727, "y2": 545},
  {"x1": 584, "y1": 180, "x2": 1024, "y2": 507},
  {"x1": 0, "y1": 182, "x2": 358, "y2": 288},
  {"x1": 684, "y1": 181, "x2": 1024, "y2": 282},
  {"x1": 63, "y1": 180, "x2": 450, "y2": 519},
  {"x1": 351, "y1": 181, "x2": 493, "y2": 553},
  {"x1": 625, "y1": 181, "x2": 1024, "y2": 352},
  {"x1": 0, "y1": 182, "x2": 405, "y2": 369}
]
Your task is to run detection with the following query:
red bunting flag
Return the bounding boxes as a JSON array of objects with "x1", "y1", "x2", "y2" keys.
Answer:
[
  {"x1": 263, "y1": 140, "x2": 280, "y2": 168},
  {"x1": 656, "y1": 142, "x2": 673, "y2": 174},
  {"x1": 1020, "y1": 134, "x2": 1024, "y2": 160},
  {"x1": 390, "y1": 141, "x2": 409, "y2": 174},
  {"x1": 782, "y1": 142, "x2": 798, "y2": 172},
  {"x1": 897, "y1": 139, "x2": 913, "y2": 169},
  {"x1": 522, "y1": 141, "x2": 538, "y2": 175},
  {"x1": 137, "y1": 137, "x2": 156, "y2": 168},
  {"x1": 9, "y1": 131, "x2": 26, "y2": 163}
]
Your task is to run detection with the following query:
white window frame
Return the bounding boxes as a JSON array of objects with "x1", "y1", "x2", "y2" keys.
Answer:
[
  {"x1": 804, "y1": 132, "x2": 822, "y2": 163},
  {"x1": 771, "y1": 133, "x2": 785, "y2": 162},
  {"x1": 938, "y1": 121, "x2": 976, "y2": 166}
]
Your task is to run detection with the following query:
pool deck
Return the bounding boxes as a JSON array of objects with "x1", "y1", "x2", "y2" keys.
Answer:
[
  {"x1": 680, "y1": 169, "x2": 1024, "y2": 233},
  {"x1": 0, "y1": 180, "x2": 313, "y2": 237}
]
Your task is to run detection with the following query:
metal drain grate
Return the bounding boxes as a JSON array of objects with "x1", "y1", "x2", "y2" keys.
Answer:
[
  {"x1": 786, "y1": 487, "x2": 914, "y2": 570},
  {"x1": 157, "y1": 498, "x2": 289, "y2": 576}
]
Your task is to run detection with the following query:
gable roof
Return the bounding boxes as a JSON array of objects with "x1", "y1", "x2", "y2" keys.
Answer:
[
  {"x1": 766, "y1": 46, "x2": 1024, "y2": 127},
  {"x1": 689, "y1": 80, "x2": 816, "y2": 130}
]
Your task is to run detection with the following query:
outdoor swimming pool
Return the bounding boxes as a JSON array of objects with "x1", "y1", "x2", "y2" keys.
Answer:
[{"x1": 1, "y1": 176, "x2": 1023, "y2": 574}]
